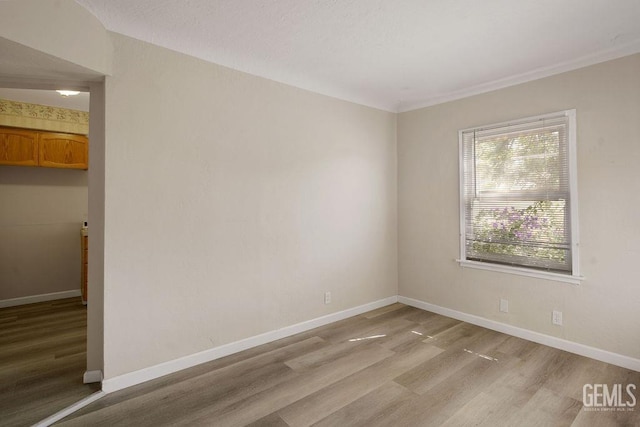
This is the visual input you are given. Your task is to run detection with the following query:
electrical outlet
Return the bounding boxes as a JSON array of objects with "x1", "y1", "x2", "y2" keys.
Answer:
[
  {"x1": 552, "y1": 310, "x2": 563, "y2": 326},
  {"x1": 324, "y1": 291, "x2": 331, "y2": 304},
  {"x1": 499, "y1": 298, "x2": 509, "y2": 313}
]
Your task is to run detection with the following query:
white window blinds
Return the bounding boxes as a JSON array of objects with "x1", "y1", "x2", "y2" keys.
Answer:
[{"x1": 460, "y1": 110, "x2": 578, "y2": 275}]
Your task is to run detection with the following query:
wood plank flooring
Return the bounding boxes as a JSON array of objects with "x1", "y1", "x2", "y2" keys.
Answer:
[
  {"x1": 0, "y1": 297, "x2": 99, "y2": 427},
  {"x1": 56, "y1": 303, "x2": 639, "y2": 426}
]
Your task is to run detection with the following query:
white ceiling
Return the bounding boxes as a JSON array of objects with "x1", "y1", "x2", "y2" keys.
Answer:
[
  {"x1": 0, "y1": 37, "x2": 101, "y2": 83},
  {"x1": 0, "y1": 36, "x2": 94, "y2": 112},
  {"x1": 76, "y1": 0, "x2": 640, "y2": 112}
]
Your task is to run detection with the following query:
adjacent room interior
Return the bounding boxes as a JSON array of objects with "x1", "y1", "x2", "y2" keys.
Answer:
[
  {"x1": 1, "y1": 0, "x2": 639, "y2": 425},
  {"x1": 0, "y1": 88, "x2": 96, "y2": 424}
]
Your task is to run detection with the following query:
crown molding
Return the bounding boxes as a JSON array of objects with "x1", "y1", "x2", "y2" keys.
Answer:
[{"x1": 398, "y1": 40, "x2": 640, "y2": 113}]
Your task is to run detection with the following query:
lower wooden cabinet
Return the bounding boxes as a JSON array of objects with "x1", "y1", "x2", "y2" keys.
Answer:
[{"x1": 0, "y1": 126, "x2": 88, "y2": 169}]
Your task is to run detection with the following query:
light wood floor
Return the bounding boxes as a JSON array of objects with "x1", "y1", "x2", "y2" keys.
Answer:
[
  {"x1": 53, "y1": 303, "x2": 639, "y2": 426},
  {"x1": 0, "y1": 297, "x2": 99, "y2": 427}
]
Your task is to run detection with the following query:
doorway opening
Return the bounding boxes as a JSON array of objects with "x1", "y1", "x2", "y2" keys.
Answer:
[{"x1": 0, "y1": 83, "x2": 103, "y2": 425}]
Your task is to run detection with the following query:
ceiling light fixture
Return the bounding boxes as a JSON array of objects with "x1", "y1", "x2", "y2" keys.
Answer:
[{"x1": 56, "y1": 90, "x2": 80, "y2": 97}]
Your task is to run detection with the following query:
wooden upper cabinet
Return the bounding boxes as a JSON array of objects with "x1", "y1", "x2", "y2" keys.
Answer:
[
  {"x1": 0, "y1": 127, "x2": 39, "y2": 166},
  {"x1": 39, "y1": 132, "x2": 88, "y2": 170},
  {"x1": 0, "y1": 126, "x2": 88, "y2": 170}
]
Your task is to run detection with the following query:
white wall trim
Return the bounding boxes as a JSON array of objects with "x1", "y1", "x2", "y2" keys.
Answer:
[
  {"x1": 457, "y1": 260, "x2": 584, "y2": 285},
  {"x1": 83, "y1": 370, "x2": 103, "y2": 384},
  {"x1": 398, "y1": 295, "x2": 640, "y2": 372},
  {"x1": 399, "y1": 39, "x2": 640, "y2": 112},
  {"x1": 0, "y1": 290, "x2": 81, "y2": 308},
  {"x1": 102, "y1": 296, "x2": 398, "y2": 393},
  {"x1": 33, "y1": 391, "x2": 105, "y2": 427}
]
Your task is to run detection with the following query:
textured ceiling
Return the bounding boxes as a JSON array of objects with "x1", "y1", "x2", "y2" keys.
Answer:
[{"x1": 76, "y1": 0, "x2": 640, "y2": 112}]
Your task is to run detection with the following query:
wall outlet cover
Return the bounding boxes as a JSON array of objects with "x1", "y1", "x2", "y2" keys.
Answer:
[
  {"x1": 552, "y1": 310, "x2": 563, "y2": 326},
  {"x1": 324, "y1": 291, "x2": 331, "y2": 304}
]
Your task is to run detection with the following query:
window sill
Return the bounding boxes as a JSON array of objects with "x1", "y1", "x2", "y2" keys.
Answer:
[{"x1": 457, "y1": 259, "x2": 584, "y2": 285}]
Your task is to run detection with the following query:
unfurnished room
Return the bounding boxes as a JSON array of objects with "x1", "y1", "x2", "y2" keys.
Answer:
[{"x1": 0, "y1": 1, "x2": 639, "y2": 426}]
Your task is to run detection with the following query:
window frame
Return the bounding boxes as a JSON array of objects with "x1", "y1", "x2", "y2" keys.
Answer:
[{"x1": 457, "y1": 109, "x2": 583, "y2": 285}]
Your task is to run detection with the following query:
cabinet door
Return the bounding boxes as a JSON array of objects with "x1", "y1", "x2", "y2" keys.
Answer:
[
  {"x1": 0, "y1": 127, "x2": 38, "y2": 166},
  {"x1": 39, "y1": 132, "x2": 88, "y2": 169}
]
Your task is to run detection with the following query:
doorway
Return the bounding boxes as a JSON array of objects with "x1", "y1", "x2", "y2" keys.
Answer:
[
  {"x1": 0, "y1": 78, "x2": 104, "y2": 427},
  {"x1": 0, "y1": 87, "x2": 98, "y2": 424}
]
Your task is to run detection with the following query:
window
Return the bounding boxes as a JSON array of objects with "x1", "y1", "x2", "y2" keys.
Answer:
[{"x1": 459, "y1": 110, "x2": 581, "y2": 283}]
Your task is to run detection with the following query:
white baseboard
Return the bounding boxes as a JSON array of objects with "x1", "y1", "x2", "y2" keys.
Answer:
[
  {"x1": 83, "y1": 370, "x2": 103, "y2": 384},
  {"x1": 33, "y1": 391, "x2": 105, "y2": 427},
  {"x1": 0, "y1": 290, "x2": 81, "y2": 308},
  {"x1": 398, "y1": 295, "x2": 640, "y2": 372},
  {"x1": 102, "y1": 296, "x2": 399, "y2": 393}
]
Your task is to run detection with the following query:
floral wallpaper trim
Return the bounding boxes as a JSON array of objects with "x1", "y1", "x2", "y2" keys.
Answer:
[{"x1": 0, "y1": 98, "x2": 89, "y2": 135}]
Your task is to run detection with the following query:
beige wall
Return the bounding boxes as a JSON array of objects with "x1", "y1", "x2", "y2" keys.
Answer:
[
  {"x1": 0, "y1": 0, "x2": 111, "y2": 76},
  {"x1": 4, "y1": 0, "x2": 639, "y2": 381},
  {"x1": 103, "y1": 34, "x2": 398, "y2": 378},
  {"x1": 398, "y1": 54, "x2": 640, "y2": 360},
  {"x1": 86, "y1": 80, "x2": 106, "y2": 374},
  {"x1": 0, "y1": 167, "x2": 87, "y2": 299}
]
